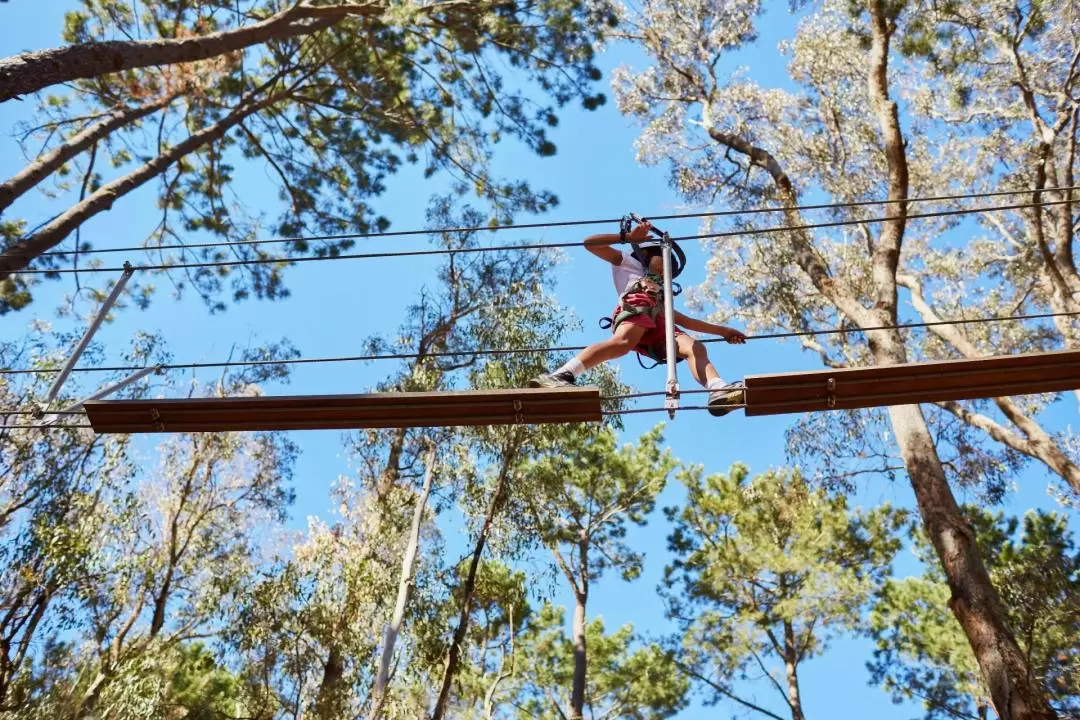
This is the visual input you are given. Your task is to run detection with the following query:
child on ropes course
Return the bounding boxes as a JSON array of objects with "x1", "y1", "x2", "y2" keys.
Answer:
[{"x1": 529, "y1": 218, "x2": 747, "y2": 416}]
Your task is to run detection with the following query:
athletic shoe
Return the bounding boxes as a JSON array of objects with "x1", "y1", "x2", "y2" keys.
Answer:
[
  {"x1": 528, "y1": 371, "x2": 576, "y2": 389},
  {"x1": 708, "y1": 381, "x2": 745, "y2": 417}
]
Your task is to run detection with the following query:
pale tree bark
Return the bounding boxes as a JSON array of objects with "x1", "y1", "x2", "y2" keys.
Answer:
[
  {"x1": 698, "y1": 5, "x2": 1057, "y2": 717},
  {"x1": 0, "y1": 73, "x2": 289, "y2": 281},
  {"x1": 568, "y1": 540, "x2": 588, "y2": 720},
  {"x1": 0, "y1": 2, "x2": 384, "y2": 103},
  {"x1": 782, "y1": 621, "x2": 806, "y2": 720},
  {"x1": 482, "y1": 603, "x2": 515, "y2": 720},
  {"x1": 544, "y1": 531, "x2": 589, "y2": 720},
  {"x1": 0, "y1": 95, "x2": 176, "y2": 214},
  {"x1": 865, "y1": 3, "x2": 908, "y2": 318},
  {"x1": 369, "y1": 444, "x2": 437, "y2": 719},
  {"x1": 864, "y1": 8, "x2": 1052, "y2": 718},
  {"x1": 430, "y1": 433, "x2": 519, "y2": 720}
]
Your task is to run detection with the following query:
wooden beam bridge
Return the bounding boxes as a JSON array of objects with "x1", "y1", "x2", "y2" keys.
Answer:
[
  {"x1": 84, "y1": 387, "x2": 602, "y2": 433},
  {"x1": 81, "y1": 350, "x2": 1080, "y2": 433}
]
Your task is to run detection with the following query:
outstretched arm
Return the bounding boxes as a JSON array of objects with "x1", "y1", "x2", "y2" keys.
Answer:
[{"x1": 672, "y1": 310, "x2": 747, "y2": 344}]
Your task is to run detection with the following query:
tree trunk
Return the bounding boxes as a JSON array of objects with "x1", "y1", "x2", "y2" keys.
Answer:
[
  {"x1": 0, "y1": 96, "x2": 175, "y2": 214},
  {"x1": 569, "y1": 590, "x2": 588, "y2": 720},
  {"x1": 0, "y1": 586, "x2": 50, "y2": 712},
  {"x1": 886, "y1": 399, "x2": 1055, "y2": 720},
  {"x1": 782, "y1": 621, "x2": 805, "y2": 720},
  {"x1": 77, "y1": 671, "x2": 110, "y2": 719},
  {"x1": 483, "y1": 603, "x2": 515, "y2": 720},
  {"x1": 713, "y1": 115, "x2": 1058, "y2": 718},
  {"x1": 313, "y1": 645, "x2": 345, "y2": 720},
  {"x1": 430, "y1": 437, "x2": 516, "y2": 720},
  {"x1": 370, "y1": 445, "x2": 437, "y2": 718},
  {"x1": 0, "y1": 86, "x2": 280, "y2": 280},
  {"x1": 0, "y1": 3, "x2": 380, "y2": 103}
]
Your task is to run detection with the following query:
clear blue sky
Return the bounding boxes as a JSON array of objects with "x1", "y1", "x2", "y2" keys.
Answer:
[{"x1": 1, "y1": 4, "x2": 1076, "y2": 719}]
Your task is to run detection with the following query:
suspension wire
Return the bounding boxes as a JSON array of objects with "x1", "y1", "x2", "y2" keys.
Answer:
[
  {"x1": 1, "y1": 424, "x2": 95, "y2": 429},
  {"x1": 605, "y1": 388, "x2": 719, "y2": 400},
  {"x1": 10, "y1": 184, "x2": 1076, "y2": 261},
  {"x1": 3, "y1": 408, "x2": 731, "y2": 428},
  {"x1": 699, "y1": 309, "x2": 1080, "y2": 344},
  {"x1": 0, "y1": 409, "x2": 88, "y2": 416},
  {"x1": 3, "y1": 309, "x2": 1078, "y2": 377},
  {"x1": 4, "y1": 306, "x2": 1075, "y2": 377},
  {"x1": 602, "y1": 405, "x2": 726, "y2": 416},
  {"x1": 7, "y1": 196, "x2": 1076, "y2": 276},
  {"x1": 2, "y1": 404, "x2": 728, "y2": 428}
]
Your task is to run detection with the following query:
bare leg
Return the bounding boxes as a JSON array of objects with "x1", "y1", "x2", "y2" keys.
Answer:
[
  {"x1": 575, "y1": 323, "x2": 648, "y2": 369},
  {"x1": 676, "y1": 334, "x2": 721, "y2": 387},
  {"x1": 531, "y1": 324, "x2": 651, "y2": 388}
]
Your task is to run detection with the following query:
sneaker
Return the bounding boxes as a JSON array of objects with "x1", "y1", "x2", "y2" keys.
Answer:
[
  {"x1": 528, "y1": 371, "x2": 576, "y2": 389},
  {"x1": 708, "y1": 381, "x2": 745, "y2": 417}
]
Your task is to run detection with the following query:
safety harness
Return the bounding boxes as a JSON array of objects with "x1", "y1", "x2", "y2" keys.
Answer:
[{"x1": 597, "y1": 215, "x2": 688, "y2": 367}]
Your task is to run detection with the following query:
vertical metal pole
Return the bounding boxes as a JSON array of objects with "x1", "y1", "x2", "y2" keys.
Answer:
[
  {"x1": 41, "y1": 262, "x2": 134, "y2": 407},
  {"x1": 661, "y1": 233, "x2": 679, "y2": 419}
]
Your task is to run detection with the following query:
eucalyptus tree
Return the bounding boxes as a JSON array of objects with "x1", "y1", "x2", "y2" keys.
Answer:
[
  {"x1": 426, "y1": 271, "x2": 604, "y2": 720},
  {"x1": 0, "y1": 329, "x2": 138, "y2": 712},
  {"x1": 869, "y1": 508, "x2": 1080, "y2": 720},
  {"x1": 433, "y1": 561, "x2": 533, "y2": 720},
  {"x1": 0, "y1": 0, "x2": 613, "y2": 313},
  {"x1": 52, "y1": 377, "x2": 295, "y2": 718},
  {"x1": 612, "y1": 0, "x2": 1077, "y2": 715},
  {"x1": 662, "y1": 464, "x2": 905, "y2": 720}
]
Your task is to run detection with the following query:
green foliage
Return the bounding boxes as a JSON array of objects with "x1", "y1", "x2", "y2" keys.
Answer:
[
  {"x1": 663, "y1": 464, "x2": 906, "y2": 716},
  {"x1": 869, "y1": 508, "x2": 1080, "y2": 720},
  {"x1": 435, "y1": 561, "x2": 533, "y2": 718},
  {"x1": 7, "y1": 0, "x2": 615, "y2": 312},
  {"x1": 166, "y1": 643, "x2": 242, "y2": 720},
  {"x1": 0, "y1": 219, "x2": 31, "y2": 314},
  {"x1": 510, "y1": 603, "x2": 689, "y2": 719},
  {"x1": 525, "y1": 424, "x2": 678, "y2": 585}
]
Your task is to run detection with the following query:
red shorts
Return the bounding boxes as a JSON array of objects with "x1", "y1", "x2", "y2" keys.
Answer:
[{"x1": 611, "y1": 305, "x2": 686, "y2": 362}]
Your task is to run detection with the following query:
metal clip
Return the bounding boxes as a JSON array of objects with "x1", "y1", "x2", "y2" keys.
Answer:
[
  {"x1": 826, "y1": 377, "x2": 837, "y2": 408},
  {"x1": 150, "y1": 407, "x2": 165, "y2": 432},
  {"x1": 513, "y1": 399, "x2": 523, "y2": 412}
]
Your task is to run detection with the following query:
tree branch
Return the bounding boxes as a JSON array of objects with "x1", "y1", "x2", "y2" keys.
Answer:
[
  {"x1": 0, "y1": 2, "x2": 382, "y2": 102},
  {"x1": 0, "y1": 94, "x2": 176, "y2": 214},
  {"x1": 703, "y1": 124, "x2": 874, "y2": 329},
  {"x1": 0, "y1": 72, "x2": 292, "y2": 280},
  {"x1": 672, "y1": 657, "x2": 786, "y2": 720},
  {"x1": 865, "y1": 3, "x2": 909, "y2": 318}
]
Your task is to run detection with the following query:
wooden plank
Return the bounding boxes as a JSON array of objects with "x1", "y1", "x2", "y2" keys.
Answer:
[
  {"x1": 745, "y1": 349, "x2": 1080, "y2": 416},
  {"x1": 85, "y1": 387, "x2": 603, "y2": 433}
]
